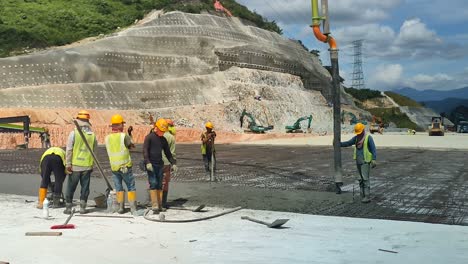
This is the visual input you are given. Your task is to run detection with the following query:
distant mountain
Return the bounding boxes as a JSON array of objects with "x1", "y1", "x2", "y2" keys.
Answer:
[
  {"x1": 392, "y1": 87, "x2": 468, "y2": 102},
  {"x1": 423, "y1": 98, "x2": 468, "y2": 114}
]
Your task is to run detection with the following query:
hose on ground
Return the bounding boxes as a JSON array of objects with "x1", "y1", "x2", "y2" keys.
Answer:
[{"x1": 143, "y1": 206, "x2": 242, "y2": 223}]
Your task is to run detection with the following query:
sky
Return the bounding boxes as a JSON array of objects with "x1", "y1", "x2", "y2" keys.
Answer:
[{"x1": 235, "y1": 0, "x2": 468, "y2": 91}]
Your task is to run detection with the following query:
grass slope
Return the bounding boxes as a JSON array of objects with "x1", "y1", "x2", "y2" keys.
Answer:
[{"x1": 0, "y1": 0, "x2": 280, "y2": 57}]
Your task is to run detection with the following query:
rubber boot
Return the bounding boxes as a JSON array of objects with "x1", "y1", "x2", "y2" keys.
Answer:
[
  {"x1": 162, "y1": 190, "x2": 169, "y2": 209},
  {"x1": 128, "y1": 191, "x2": 137, "y2": 216},
  {"x1": 52, "y1": 194, "x2": 62, "y2": 208},
  {"x1": 63, "y1": 203, "x2": 73, "y2": 214},
  {"x1": 149, "y1": 190, "x2": 159, "y2": 214},
  {"x1": 359, "y1": 180, "x2": 365, "y2": 198},
  {"x1": 335, "y1": 182, "x2": 343, "y2": 194},
  {"x1": 117, "y1": 191, "x2": 125, "y2": 214},
  {"x1": 361, "y1": 187, "x2": 371, "y2": 203},
  {"x1": 157, "y1": 190, "x2": 166, "y2": 212},
  {"x1": 37, "y1": 188, "x2": 48, "y2": 209},
  {"x1": 79, "y1": 200, "x2": 88, "y2": 214}
]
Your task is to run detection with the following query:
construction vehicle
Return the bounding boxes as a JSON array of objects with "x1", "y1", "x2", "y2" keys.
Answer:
[
  {"x1": 341, "y1": 111, "x2": 368, "y2": 125},
  {"x1": 285, "y1": 115, "x2": 313, "y2": 133},
  {"x1": 0, "y1": 116, "x2": 47, "y2": 148},
  {"x1": 240, "y1": 109, "x2": 274, "y2": 133},
  {"x1": 369, "y1": 116, "x2": 384, "y2": 134},
  {"x1": 457, "y1": 121, "x2": 468, "y2": 133},
  {"x1": 428, "y1": 116, "x2": 445, "y2": 136}
]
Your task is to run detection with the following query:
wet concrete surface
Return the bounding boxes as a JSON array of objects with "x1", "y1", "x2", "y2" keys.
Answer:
[{"x1": 0, "y1": 144, "x2": 467, "y2": 226}]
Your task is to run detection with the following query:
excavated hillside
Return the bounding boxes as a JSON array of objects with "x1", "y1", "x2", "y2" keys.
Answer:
[{"x1": 0, "y1": 11, "x2": 364, "y2": 148}]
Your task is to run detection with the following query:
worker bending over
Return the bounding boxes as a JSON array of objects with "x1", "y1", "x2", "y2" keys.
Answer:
[
  {"x1": 105, "y1": 114, "x2": 137, "y2": 215},
  {"x1": 143, "y1": 118, "x2": 177, "y2": 214},
  {"x1": 37, "y1": 147, "x2": 67, "y2": 209},
  {"x1": 341, "y1": 123, "x2": 377, "y2": 203},
  {"x1": 64, "y1": 110, "x2": 97, "y2": 214}
]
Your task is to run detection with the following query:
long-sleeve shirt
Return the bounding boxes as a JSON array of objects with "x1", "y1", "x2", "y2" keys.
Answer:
[
  {"x1": 143, "y1": 132, "x2": 176, "y2": 166},
  {"x1": 66, "y1": 123, "x2": 98, "y2": 172},
  {"x1": 341, "y1": 135, "x2": 377, "y2": 164},
  {"x1": 162, "y1": 132, "x2": 176, "y2": 166}
]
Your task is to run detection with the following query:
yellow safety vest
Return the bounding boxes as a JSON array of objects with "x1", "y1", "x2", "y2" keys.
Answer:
[
  {"x1": 39, "y1": 147, "x2": 66, "y2": 172},
  {"x1": 353, "y1": 134, "x2": 373, "y2": 163},
  {"x1": 72, "y1": 128, "x2": 95, "y2": 167},
  {"x1": 105, "y1": 133, "x2": 132, "y2": 171}
]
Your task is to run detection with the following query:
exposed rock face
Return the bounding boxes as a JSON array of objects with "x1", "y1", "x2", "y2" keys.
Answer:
[{"x1": 0, "y1": 11, "x2": 335, "y2": 136}]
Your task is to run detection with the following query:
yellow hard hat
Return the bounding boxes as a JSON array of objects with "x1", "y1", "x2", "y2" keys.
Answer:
[
  {"x1": 354, "y1": 123, "x2": 365, "y2": 135},
  {"x1": 111, "y1": 114, "x2": 125, "y2": 125},
  {"x1": 77, "y1": 110, "x2": 90, "y2": 120},
  {"x1": 205, "y1": 122, "x2": 214, "y2": 129},
  {"x1": 155, "y1": 118, "x2": 168, "y2": 132}
]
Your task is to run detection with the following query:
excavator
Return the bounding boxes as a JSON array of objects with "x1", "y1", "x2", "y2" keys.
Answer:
[
  {"x1": 428, "y1": 116, "x2": 445, "y2": 136},
  {"x1": 240, "y1": 109, "x2": 274, "y2": 133},
  {"x1": 0, "y1": 116, "x2": 47, "y2": 148},
  {"x1": 285, "y1": 115, "x2": 313, "y2": 133},
  {"x1": 369, "y1": 115, "x2": 385, "y2": 134},
  {"x1": 341, "y1": 111, "x2": 368, "y2": 125}
]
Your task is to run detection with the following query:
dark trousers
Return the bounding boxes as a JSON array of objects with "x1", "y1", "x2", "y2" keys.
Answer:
[
  {"x1": 40, "y1": 154, "x2": 66, "y2": 195},
  {"x1": 65, "y1": 170, "x2": 91, "y2": 203},
  {"x1": 147, "y1": 163, "x2": 163, "y2": 190},
  {"x1": 203, "y1": 152, "x2": 216, "y2": 172}
]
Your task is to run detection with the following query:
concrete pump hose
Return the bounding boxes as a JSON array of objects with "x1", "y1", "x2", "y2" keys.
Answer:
[{"x1": 143, "y1": 206, "x2": 242, "y2": 223}]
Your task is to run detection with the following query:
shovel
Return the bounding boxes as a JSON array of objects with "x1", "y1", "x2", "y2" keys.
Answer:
[
  {"x1": 51, "y1": 209, "x2": 75, "y2": 229},
  {"x1": 241, "y1": 216, "x2": 289, "y2": 228}
]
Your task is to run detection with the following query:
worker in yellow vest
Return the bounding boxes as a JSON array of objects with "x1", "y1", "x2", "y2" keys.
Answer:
[
  {"x1": 201, "y1": 122, "x2": 216, "y2": 180},
  {"x1": 341, "y1": 123, "x2": 377, "y2": 203},
  {"x1": 143, "y1": 118, "x2": 177, "y2": 214},
  {"x1": 37, "y1": 147, "x2": 67, "y2": 209},
  {"x1": 105, "y1": 114, "x2": 137, "y2": 215},
  {"x1": 161, "y1": 119, "x2": 176, "y2": 208},
  {"x1": 64, "y1": 110, "x2": 97, "y2": 214}
]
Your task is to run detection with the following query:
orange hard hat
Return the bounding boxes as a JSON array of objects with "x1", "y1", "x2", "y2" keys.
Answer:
[
  {"x1": 165, "y1": 118, "x2": 174, "y2": 126},
  {"x1": 354, "y1": 123, "x2": 365, "y2": 135},
  {"x1": 77, "y1": 110, "x2": 90, "y2": 120},
  {"x1": 111, "y1": 114, "x2": 125, "y2": 125},
  {"x1": 205, "y1": 122, "x2": 214, "y2": 129},
  {"x1": 155, "y1": 118, "x2": 168, "y2": 132}
]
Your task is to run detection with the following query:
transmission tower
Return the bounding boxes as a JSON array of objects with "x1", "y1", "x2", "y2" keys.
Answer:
[{"x1": 352, "y1": 40, "x2": 365, "y2": 89}]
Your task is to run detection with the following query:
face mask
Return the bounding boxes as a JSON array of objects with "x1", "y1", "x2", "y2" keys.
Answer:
[{"x1": 168, "y1": 126, "x2": 176, "y2": 135}]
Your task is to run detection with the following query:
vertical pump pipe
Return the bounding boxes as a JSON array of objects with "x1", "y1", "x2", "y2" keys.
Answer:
[{"x1": 311, "y1": 0, "x2": 343, "y2": 191}]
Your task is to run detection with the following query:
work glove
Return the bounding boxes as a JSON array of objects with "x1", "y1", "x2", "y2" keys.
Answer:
[
  {"x1": 172, "y1": 165, "x2": 178, "y2": 174},
  {"x1": 371, "y1": 160, "x2": 377, "y2": 168},
  {"x1": 146, "y1": 163, "x2": 154, "y2": 172}
]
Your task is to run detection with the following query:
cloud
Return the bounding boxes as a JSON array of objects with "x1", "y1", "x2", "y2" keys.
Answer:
[
  {"x1": 367, "y1": 64, "x2": 404, "y2": 90},
  {"x1": 395, "y1": 18, "x2": 442, "y2": 48}
]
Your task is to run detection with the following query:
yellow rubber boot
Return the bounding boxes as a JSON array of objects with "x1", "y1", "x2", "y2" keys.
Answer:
[
  {"x1": 149, "y1": 190, "x2": 159, "y2": 214},
  {"x1": 127, "y1": 191, "x2": 137, "y2": 216},
  {"x1": 37, "y1": 188, "x2": 47, "y2": 209},
  {"x1": 117, "y1": 191, "x2": 125, "y2": 214},
  {"x1": 156, "y1": 190, "x2": 166, "y2": 212}
]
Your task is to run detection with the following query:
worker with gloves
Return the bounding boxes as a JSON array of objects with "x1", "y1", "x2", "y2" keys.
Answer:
[
  {"x1": 201, "y1": 122, "x2": 216, "y2": 180},
  {"x1": 143, "y1": 118, "x2": 177, "y2": 214},
  {"x1": 37, "y1": 147, "x2": 67, "y2": 209},
  {"x1": 341, "y1": 123, "x2": 377, "y2": 203},
  {"x1": 64, "y1": 110, "x2": 97, "y2": 214},
  {"x1": 161, "y1": 119, "x2": 177, "y2": 209},
  {"x1": 105, "y1": 114, "x2": 137, "y2": 215}
]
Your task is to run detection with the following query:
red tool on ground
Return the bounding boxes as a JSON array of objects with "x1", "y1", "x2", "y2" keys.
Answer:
[{"x1": 51, "y1": 208, "x2": 75, "y2": 229}]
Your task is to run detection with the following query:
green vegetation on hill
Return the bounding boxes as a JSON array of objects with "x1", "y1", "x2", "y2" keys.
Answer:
[
  {"x1": 344, "y1": 88, "x2": 383, "y2": 102},
  {"x1": 368, "y1": 108, "x2": 420, "y2": 130},
  {"x1": 0, "y1": 0, "x2": 281, "y2": 57},
  {"x1": 384, "y1": 91, "x2": 422, "y2": 107}
]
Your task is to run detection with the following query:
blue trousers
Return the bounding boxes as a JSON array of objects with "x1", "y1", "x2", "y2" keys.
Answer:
[
  {"x1": 112, "y1": 167, "x2": 136, "y2": 192},
  {"x1": 146, "y1": 163, "x2": 163, "y2": 190},
  {"x1": 65, "y1": 170, "x2": 91, "y2": 203}
]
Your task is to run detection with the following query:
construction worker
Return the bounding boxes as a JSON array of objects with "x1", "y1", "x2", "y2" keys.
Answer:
[
  {"x1": 161, "y1": 119, "x2": 176, "y2": 208},
  {"x1": 201, "y1": 122, "x2": 216, "y2": 180},
  {"x1": 105, "y1": 114, "x2": 137, "y2": 215},
  {"x1": 143, "y1": 118, "x2": 177, "y2": 214},
  {"x1": 39, "y1": 128, "x2": 51, "y2": 148},
  {"x1": 37, "y1": 147, "x2": 67, "y2": 209},
  {"x1": 64, "y1": 110, "x2": 97, "y2": 214},
  {"x1": 341, "y1": 123, "x2": 377, "y2": 203}
]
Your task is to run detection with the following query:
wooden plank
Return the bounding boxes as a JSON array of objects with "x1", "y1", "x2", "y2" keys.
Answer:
[{"x1": 25, "y1": 232, "x2": 62, "y2": 236}]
